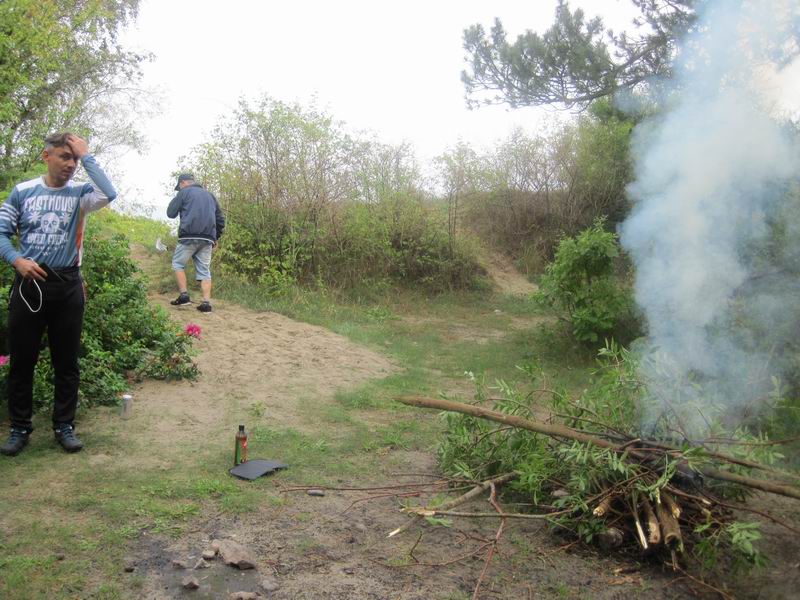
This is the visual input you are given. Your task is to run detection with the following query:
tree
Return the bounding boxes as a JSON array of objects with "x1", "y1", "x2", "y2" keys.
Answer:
[
  {"x1": 461, "y1": 0, "x2": 696, "y2": 109},
  {"x1": 435, "y1": 142, "x2": 480, "y2": 257},
  {"x1": 0, "y1": 0, "x2": 147, "y2": 190}
]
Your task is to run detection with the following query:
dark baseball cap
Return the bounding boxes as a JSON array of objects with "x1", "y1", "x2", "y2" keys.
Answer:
[{"x1": 174, "y1": 172, "x2": 195, "y2": 191}]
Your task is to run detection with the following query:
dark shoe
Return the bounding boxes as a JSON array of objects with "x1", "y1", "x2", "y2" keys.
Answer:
[
  {"x1": 1, "y1": 427, "x2": 30, "y2": 456},
  {"x1": 170, "y1": 292, "x2": 191, "y2": 306},
  {"x1": 196, "y1": 301, "x2": 212, "y2": 313},
  {"x1": 54, "y1": 424, "x2": 83, "y2": 453}
]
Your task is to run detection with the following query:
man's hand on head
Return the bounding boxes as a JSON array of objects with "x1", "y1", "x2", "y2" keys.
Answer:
[
  {"x1": 66, "y1": 134, "x2": 89, "y2": 159},
  {"x1": 12, "y1": 257, "x2": 47, "y2": 281}
]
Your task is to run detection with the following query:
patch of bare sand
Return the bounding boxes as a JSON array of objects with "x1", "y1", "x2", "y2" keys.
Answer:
[
  {"x1": 124, "y1": 295, "x2": 395, "y2": 457},
  {"x1": 479, "y1": 251, "x2": 538, "y2": 296}
]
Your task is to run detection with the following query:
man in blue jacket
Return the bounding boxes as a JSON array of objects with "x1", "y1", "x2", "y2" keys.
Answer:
[
  {"x1": 166, "y1": 173, "x2": 225, "y2": 313},
  {"x1": 0, "y1": 132, "x2": 117, "y2": 456}
]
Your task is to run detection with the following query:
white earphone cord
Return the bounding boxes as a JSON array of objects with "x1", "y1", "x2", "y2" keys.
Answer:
[{"x1": 17, "y1": 278, "x2": 43, "y2": 313}]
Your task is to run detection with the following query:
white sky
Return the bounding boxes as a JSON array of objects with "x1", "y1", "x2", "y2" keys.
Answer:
[{"x1": 114, "y1": 0, "x2": 641, "y2": 216}]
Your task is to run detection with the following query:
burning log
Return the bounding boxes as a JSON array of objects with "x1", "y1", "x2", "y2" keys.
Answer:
[
  {"x1": 661, "y1": 491, "x2": 681, "y2": 520},
  {"x1": 632, "y1": 505, "x2": 649, "y2": 551},
  {"x1": 592, "y1": 495, "x2": 614, "y2": 517},
  {"x1": 640, "y1": 497, "x2": 662, "y2": 546},
  {"x1": 655, "y1": 499, "x2": 682, "y2": 548}
]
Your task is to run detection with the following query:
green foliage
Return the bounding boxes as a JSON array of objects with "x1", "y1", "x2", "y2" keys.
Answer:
[
  {"x1": 536, "y1": 219, "x2": 639, "y2": 344},
  {"x1": 189, "y1": 96, "x2": 482, "y2": 292},
  {"x1": 461, "y1": 1, "x2": 696, "y2": 109},
  {"x1": 0, "y1": 0, "x2": 146, "y2": 191},
  {"x1": 572, "y1": 103, "x2": 634, "y2": 226},
  {"x1": 91, "y1": 209, "x2": 171, "y2": 247},
  {"x1": 456, "y1": 107, "x2": 634, "y2": 273},
  {"x1": 693, "y1": 521, "x2": 767, "y2": 573},
  {"x1": 0, "y1": 221, "x2": 196, "y2": 412},
  {"x1": 437, "y1": 343, "x2": 777, "y2": 572}
]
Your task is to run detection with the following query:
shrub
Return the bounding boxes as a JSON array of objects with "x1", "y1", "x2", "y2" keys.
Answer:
[
  {"x1": 0, "y1": 221, "x2": 197, "y2": 414},
  {"x1": 188, "y1": 96, "x2": 483, "y2": 292},
  {"x1": 536, "y1": 219, "x2": 639, "y2": 344},
  {"x1": 458, "y1": 102, "x2": 634, "y2": 273}
]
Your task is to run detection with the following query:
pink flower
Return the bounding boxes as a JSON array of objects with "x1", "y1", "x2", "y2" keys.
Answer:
[
  {"x1": 183, "y1": 323, "x2": 202, "y2": 339},
  {"x1": 0, "y1": 355, "x2": 8, "y2": 366}
]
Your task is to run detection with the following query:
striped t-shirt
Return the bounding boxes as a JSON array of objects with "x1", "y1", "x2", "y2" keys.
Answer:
[{"x1": 0, "y1": 155, "x2": 117, "y2": 268}]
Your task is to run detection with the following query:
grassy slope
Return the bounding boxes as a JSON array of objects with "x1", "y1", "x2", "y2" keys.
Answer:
[{"x1": 0, "y1": 217, "x2": 595, "y2": 599}]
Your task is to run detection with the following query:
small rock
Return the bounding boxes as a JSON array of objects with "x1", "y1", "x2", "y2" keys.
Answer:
[
  {"x1": 123, "y1": 557, "x2": 136, "y2": 573},
  {"x1": 343, "y1": 567, "x2": 355, "y2": 575},
  {"x1": 194, "y1": 558, "x2": 210, "y2": 570},
  {"x1": 229, "y1": 593, "x2": 262, "y2": 600},
  {"x1": 597, "y1": 527, "x2": 624, "y2": 550},
  {"x1": 260, "y1": 576, "x2": 280, "y2": 592},
  {"x1": 345, "y1": 536, "x2": 356, "y2": 544},
  {"x1": 54, "y1": 553, "x2": 65, "y2": 561},
  {"x1": 306, "y1": 489, "x2": 325, "y2": 497},
  {"x1": 202, "y1": 549, "x2": 216, "y2": 560},
  {"x1": 172, "y1": 558, "x2": 190, "y2": 570},
  {"x1": 182, "y1": 576, "x2": 200, "y2": 590},
  {"x1": 217, "y1": 539, "x2": 257, "y2": 570},
  {"x1": 551, "y1": 488, "x2": 569, "y2": 499}
]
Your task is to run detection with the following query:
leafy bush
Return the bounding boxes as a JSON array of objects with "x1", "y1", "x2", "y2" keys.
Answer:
[
  {"x1": 0, "y1": 221, "x2": 197, "y2": 414},
  {"x1": 188, "y1": 96, "x2": 483, "y2": 292},
  {"x1": 458, "y1": 101, "x2": 634, "y2": 273},
  {"x1": 536, "y1": 219, "x2": 639, "y2": 344}
]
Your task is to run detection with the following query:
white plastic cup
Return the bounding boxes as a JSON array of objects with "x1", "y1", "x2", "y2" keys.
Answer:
[{"x1": 120, "y1": 394, "x2": 133, "y2": 419}]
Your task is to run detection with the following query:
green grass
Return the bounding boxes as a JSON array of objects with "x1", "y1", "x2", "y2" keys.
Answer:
[
  {"x1": 0, "y1": 216, "x2": 602, "y2": 599},
  {"x1": 93, "y1": 208, "x2": 172, "y2": 246}
]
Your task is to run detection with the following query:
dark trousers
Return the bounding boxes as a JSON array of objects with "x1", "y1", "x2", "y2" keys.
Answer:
[{"x1": 7, "y1": 271, "x2": 85, "y2": 430}]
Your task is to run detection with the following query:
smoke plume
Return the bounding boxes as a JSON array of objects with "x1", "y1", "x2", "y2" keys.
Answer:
[{"x1": 619, "y1": 0, "x2": 800, "y2": 436}]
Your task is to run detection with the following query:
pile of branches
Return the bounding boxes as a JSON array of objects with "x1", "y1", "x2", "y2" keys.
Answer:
[{"x1": 393, "y1": 394, "x2": 800, "y2": 577}]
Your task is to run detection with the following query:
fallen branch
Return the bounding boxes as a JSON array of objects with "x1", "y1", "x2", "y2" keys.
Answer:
[
  {"x1": 395, "y1": 395, "x2": 800, "y2": 501},
  {"x1": 629, "y1": 492, "x2": 648, "y2": 550},
  {"x1": 402, "y1": 509, "x2": 568, "y2": 520},
  {"x1": 388, "y1": 472, "x2": 517, "y2": 538},
  {"x1": 472, "y1": 481, "x2": 506, "y2": 600}
]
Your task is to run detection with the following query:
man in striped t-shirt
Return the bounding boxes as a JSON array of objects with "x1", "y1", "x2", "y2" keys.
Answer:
[{"x1": 0, "y1": 133, "x2": 117, "y2": 456}]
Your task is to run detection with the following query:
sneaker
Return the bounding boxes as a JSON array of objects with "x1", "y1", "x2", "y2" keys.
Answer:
[
  {"x1": 196, "y1": 301, "x2": 212, "y2": 313},
  {"x1": 0, "y1": 427, "x2": 30, "y2": 456},
  {"x1": 170, "y1": 292, "x2": 191, "y2": 306},
  {"x1": 54, "y1": 424, "x2": 83, "y2": 453}
]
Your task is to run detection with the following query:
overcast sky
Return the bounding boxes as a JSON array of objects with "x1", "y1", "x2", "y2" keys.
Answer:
[{"x1": 115, "y1": 0, "x2": 642, "y2": 216}]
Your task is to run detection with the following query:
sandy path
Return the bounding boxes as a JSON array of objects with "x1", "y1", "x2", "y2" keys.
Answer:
[
  {"x1": 128, "y1": 295, "x2": 396, "y2": 453},
  {"x1": 480, "y1": 251, "x2": 538, "y2": 296}
]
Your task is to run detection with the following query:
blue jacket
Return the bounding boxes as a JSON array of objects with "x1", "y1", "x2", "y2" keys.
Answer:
[{"x1": 167, "y1": 184, "x2": 225, "y2": 243}]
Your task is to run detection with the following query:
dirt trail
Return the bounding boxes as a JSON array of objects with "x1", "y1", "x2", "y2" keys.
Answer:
[{"x1": 480, "y1": 251, "x2": 537, "y2": 296}]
